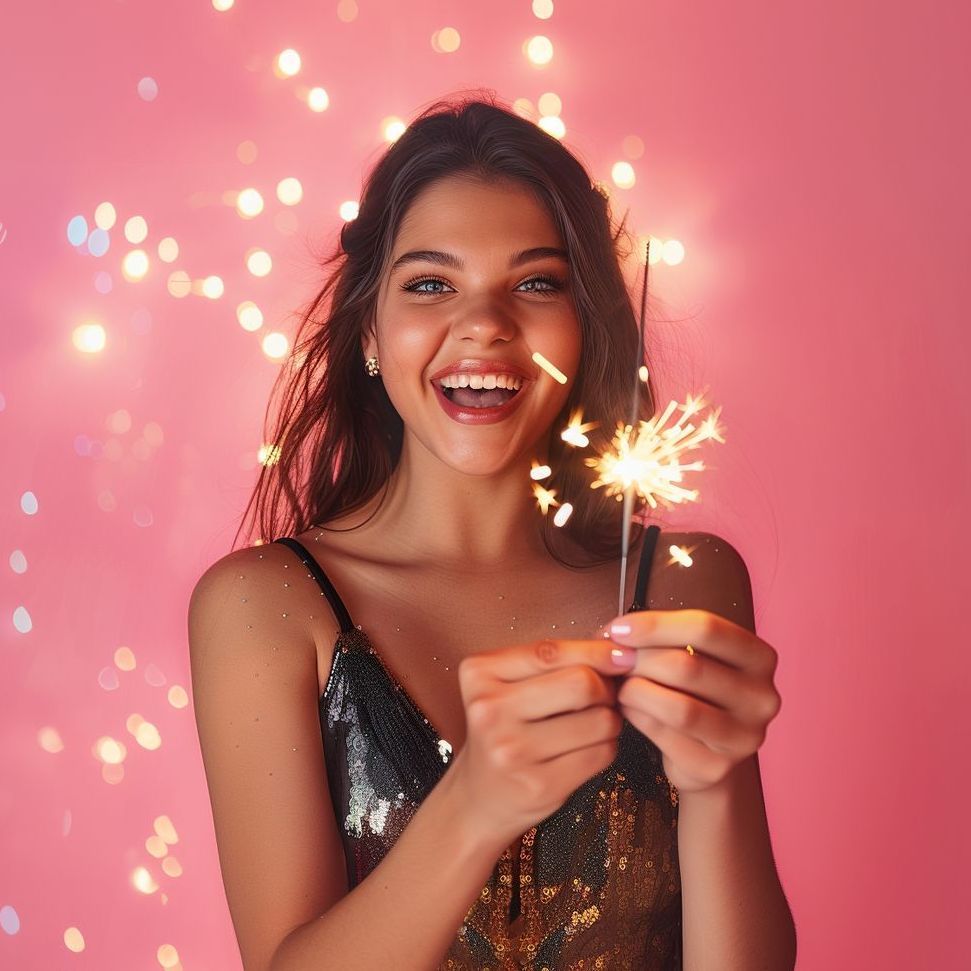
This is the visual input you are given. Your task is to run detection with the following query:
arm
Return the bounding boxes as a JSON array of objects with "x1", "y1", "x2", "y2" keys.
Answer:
[
  {"x1": 188, "y1": 545, "x2": 509, "y2": 971},
  {"x1": 272, "y1": 764, "x2": 508, "y2": 971},
  {"x1": 674, "y1": 533, "x2": 797, "y2": 971}
]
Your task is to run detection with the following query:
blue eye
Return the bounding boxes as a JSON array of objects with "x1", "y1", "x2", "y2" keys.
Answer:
[{"x1": 400, "y1": 273, "x2": 566, "y2": 296}]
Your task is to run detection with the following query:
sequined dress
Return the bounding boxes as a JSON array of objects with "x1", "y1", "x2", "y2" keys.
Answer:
[{"x1": 273, "y1": 525, "x2": 682, "y2": 970}]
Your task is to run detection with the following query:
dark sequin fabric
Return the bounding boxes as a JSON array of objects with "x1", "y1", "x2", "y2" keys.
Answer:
[{"x1": 274, "y1": 527, "x2": 682, "y2": 970}]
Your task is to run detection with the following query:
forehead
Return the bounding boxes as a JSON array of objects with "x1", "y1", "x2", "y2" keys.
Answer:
[{"x1": 393, "y1": 176, "x2": 561, "y2": 251}]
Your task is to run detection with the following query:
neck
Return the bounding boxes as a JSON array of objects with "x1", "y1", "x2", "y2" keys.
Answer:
[{"x1": 335, "y1": 433, "x2": 562, "y2": 574}]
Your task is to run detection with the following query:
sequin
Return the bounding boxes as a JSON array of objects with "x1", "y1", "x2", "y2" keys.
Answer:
[{"x1": 273, "y1": 529, "x2": 682, "y2": 969}]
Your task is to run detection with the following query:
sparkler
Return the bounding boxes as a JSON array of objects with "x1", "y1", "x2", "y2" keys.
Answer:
[{"x1": 531, "y1": 239, "x2": 727, "y2": 615}]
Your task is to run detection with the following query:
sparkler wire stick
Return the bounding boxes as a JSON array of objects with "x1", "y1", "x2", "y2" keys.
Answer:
[{"x1": 618, "y1": 240, "x2": 652, "y2": 615}]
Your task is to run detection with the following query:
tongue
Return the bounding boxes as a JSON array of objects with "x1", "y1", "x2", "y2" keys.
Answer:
[{"x1": 451, "y1": 386, "x2": 515, "y2": 408}]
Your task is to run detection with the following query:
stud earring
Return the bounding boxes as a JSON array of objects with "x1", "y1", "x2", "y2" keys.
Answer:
[{"x1": 364, "y1": 356, "x2": 380, "y2": 377}]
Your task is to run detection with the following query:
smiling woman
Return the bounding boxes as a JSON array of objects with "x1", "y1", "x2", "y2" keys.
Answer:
[{"x1": 187, "y1": 92, "x2": 794, "y2": 971}]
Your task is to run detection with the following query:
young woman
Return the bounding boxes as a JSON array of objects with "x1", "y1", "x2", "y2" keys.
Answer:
[{"x1": 189, "y1": 95, "x2": 796, "y2": 971}]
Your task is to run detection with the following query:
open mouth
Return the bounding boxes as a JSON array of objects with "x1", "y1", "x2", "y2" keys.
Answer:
[{"x1": 439, "y1": 384, "x2": 522, "y2": 409}]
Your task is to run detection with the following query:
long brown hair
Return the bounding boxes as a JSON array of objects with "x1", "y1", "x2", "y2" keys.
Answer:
[{"x1": 235, "y1": 91, "x2": 662, "y2": 567}]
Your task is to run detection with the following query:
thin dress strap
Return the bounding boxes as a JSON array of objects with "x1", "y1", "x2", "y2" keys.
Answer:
[
  {"x1": 628, "y1": 524, "x2": 661, "y2": 613},
  {"x1": 273, "y1": 537, "x2": 355, "y2": 634}
]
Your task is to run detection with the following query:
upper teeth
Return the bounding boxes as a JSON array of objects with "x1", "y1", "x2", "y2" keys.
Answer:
[{"x1": 437, "y1": 373, "x2": 523, "y2": 390}]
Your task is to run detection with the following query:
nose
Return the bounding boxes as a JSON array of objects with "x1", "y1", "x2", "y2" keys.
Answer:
[{"x1": 450, "y1": 296, "x2": 519, "y2": 344}]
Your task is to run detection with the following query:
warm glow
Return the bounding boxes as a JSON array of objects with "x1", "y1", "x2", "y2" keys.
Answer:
[
  {"x1": 124, "y1": 216, "x2": 148, "y2": 244},
  {"x1": 262, "y1": 331, "x2": 289, "y2": 359},
  {"x1": 237, "y1": 300, "x2": 263, "y2": 331},
  {"x1": 611, "y1": 161, "x2": 636, "y2": 189},
  {"x1": 537, "y1": 92, "x2": 561, "y2": 116},
  {"x1": 38, "y1": 726, "x2": 65, "y2": 753},
  {"x1": 525, "y1": 35, "x2": 554, "y2": 65},
  {"x1": 166, "y1": 269, "x2": 192, "y2": 298},
  {"x1": 72, "y1": 322, "x2": 107, "y2": 354},
  {"x1": 122, "y1": 249, "x2": 149, "y2": 281},
  {"x1": 532, "y1": 0, "x2": 555, "y2": 18},
  {"x1": 560, "y1": 408, "x2": 599, "y2": 448},
  {"x1": 167, "y1": 685, "x2": 189, "y2": 708},
  {"x1": 538, "y1": 115, "x2": 565, "y2": 139},
  {"x1": 585, "y1": 394, "x2": 726, "y2": 510},
  {"x1": 96, "y1": 736, "x2": 126, "y2": 765},
  {"x1": 308, "y1": 87, "x2": 330, "y2": 112},
  {"x1": 259, "y1": 442, "x2": 283, "y2": 466},
  {"x1": 512, "y1": 98, "x2": 536, "y2": 120},
  {"x1": 530, "y1": 463, "x2": 551, "y2": 480},
  {"x1": 531, "y1": 482, "x2": 560, "y2": 515},
  {"x1": 212, "y1": 0, "x2": 234, "y2": 10},
  {"x1": 339, "y1": 200, "x2": 359, "y2": 221},
  {"x1": 236, "y1": 187, "x2": 264, "y2": 218},
  {"x1": 157, "y1": 944, "x2": 181, "y2": 968},
  {"x1": 670, "y1": 544, "x2": 694, "y2": 567},
  {"x1": 276, "y1": 48, "x2": 301, "y2": 77},
  {"x1": 246, "y1": 249, "x2": 272, "y2": 276},
  {"x1": 157, "y1": 236, "x2": 179, "y2": 262},
  {"x1": 553, "y1": 503, "x2": 573, "y2": 527},
  {"x1": 153, "y1": 815, "x2": 179, "y2": 844},
  {"x1": 382, "y1": 117, "x2": 407, "y2": 142},
  {"x1": 94, "y1": 202, "x2": 116, "y2": 230},
  {"x1": 201, "y1": 275, "x2": 224, "y2": 299},
  {"x1": 135, "y1": 721, "x2": 161, "y2": 750},
  {"x1": 432, "y1": 27, "x2": 461, "y2": 53},
  {"x1": 662, "y1": 239, "x2": 685, "y2": 265},
  {"x1": 132, "y1": 866, "x2": 159, "y2": 894},
  {"x1": 276, "y1": 177, "x2": 303, "y2": 205}
]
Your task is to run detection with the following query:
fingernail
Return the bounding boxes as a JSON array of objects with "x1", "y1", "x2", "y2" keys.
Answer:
[
  {"x1": 611, "y1": 647, "x2": 636, "y2": 667},
  {"x1": 609, "y1": 621, "x2": 631, "y2": 636}
]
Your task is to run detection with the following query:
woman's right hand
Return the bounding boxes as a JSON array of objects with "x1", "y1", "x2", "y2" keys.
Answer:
[{"x1": 446, "y1": 637, "x2": 638, "y2": 845}]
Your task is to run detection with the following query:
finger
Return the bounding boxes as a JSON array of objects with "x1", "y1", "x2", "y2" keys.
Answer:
[
  {"x1": 500, "y1": 663, "x2": 620, "y2": 721},
  {"x1": 621, "y1": 646, "x2": 764, "y2": 717},
  {"x1": 619, "y1": 676, "x2": 763, "y2": 757},
  {"x1": 492, "y1": 703, "x2": 623, "y2": 765},
  {"x1": 619, "y1": 704, "x2": 730, "y2": 786},
  {"x1": 460, "y1": 638, "x2": 637, "y2": 693},
  {"x1": 606, "y1": 609, "x2": 776, "y2": 675}
]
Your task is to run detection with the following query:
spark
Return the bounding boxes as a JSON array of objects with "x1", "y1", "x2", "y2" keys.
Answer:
[{"x1": 584, "y1": 392, "x2": 726, "y2": 510}]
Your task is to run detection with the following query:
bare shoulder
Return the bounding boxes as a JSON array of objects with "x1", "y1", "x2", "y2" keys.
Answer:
[
  {"x1": 653, "y1": 528, "x2": 756, "y2": 633},
  {"x1": 187, "y1": 543, "x2": 349, "y2": 970}
]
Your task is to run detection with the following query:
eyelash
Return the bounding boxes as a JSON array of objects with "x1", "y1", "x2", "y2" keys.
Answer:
[{"x1": 399, "y1": 273, "x2": 566, "y2": 297}]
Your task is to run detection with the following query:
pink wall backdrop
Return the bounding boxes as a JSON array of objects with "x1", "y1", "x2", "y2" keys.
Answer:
[{"x1": 2, "y1": 1, "x2": 966, "y2": 968}]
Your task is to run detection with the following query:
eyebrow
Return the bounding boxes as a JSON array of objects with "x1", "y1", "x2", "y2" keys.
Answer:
[{"x1": 390, "y1": 246, "x2": 569, "y2": 274}]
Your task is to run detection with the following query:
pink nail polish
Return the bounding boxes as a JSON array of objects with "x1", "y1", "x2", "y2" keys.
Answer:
[{"x1": 611, "y1": 647, "x2": 636, "y2": 667}]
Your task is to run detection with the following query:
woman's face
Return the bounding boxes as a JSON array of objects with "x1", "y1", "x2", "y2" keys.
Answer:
[{"x1": 367, "y1": 175, "x2": 582, "y2": 475}]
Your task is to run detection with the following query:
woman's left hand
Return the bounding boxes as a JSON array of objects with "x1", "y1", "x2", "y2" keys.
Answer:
[{"x1": 605, "y1": 609, "x2": 782, "y2": 795}]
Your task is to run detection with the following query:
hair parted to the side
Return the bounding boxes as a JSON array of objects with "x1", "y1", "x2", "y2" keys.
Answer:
[{"x1": 234, "y1": 90, "x2": 663, "y2": 567}]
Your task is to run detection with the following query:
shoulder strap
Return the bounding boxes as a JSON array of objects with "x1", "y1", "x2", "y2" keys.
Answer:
[
  {"x1": 629, "y1": 524, "x2": 661, "y2": 612},
  {"x1": 273, "y1": 537, "x2": 355, "y2": 633}
]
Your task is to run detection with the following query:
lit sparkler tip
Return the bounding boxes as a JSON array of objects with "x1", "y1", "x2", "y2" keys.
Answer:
[{"x1": 584, "y1": 394, "x2": 727, "y2": 510}]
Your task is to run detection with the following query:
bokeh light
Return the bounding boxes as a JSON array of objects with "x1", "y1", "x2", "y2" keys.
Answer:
[
  {"x1": 525, "y1": 35, "x2": 554, "y2": 65},
  {"x1": 236, "y1": 187, "x2": 264, "y2": 218},
  {"x1": 276, "y1": 48, "x2": 301, "y2": 77}
]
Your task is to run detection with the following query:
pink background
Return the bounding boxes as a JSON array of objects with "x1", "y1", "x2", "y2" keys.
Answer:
[{"x1": 2, "y1": 1, "x2": 966, "y2": 967}]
